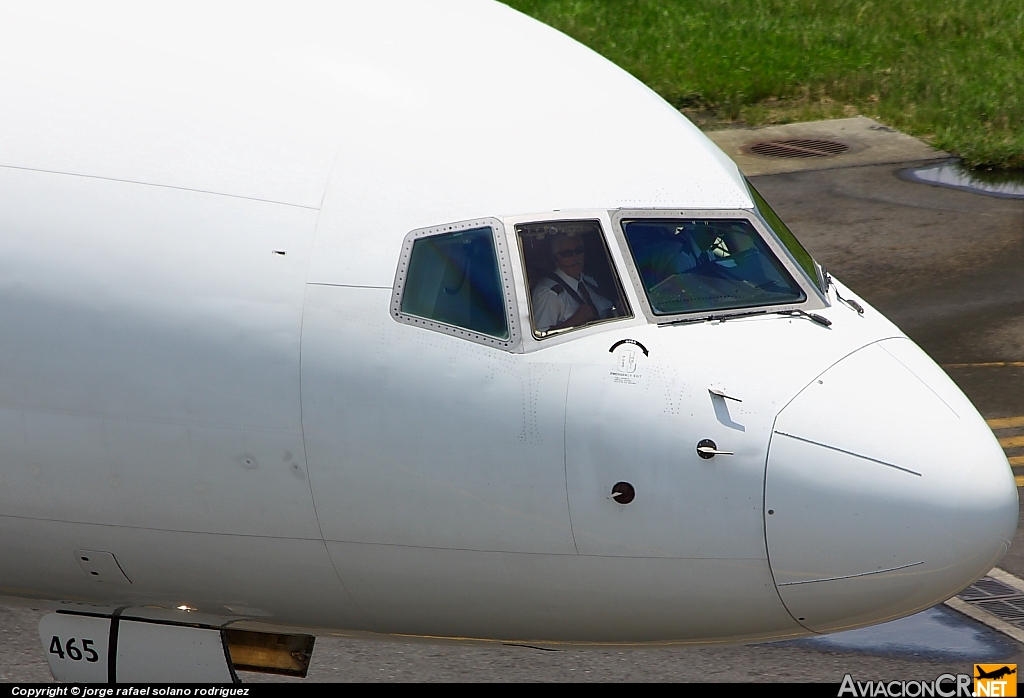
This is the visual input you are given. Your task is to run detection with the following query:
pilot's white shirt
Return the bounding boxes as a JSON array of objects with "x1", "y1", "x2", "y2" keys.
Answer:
[{"x1": 532, "y1": 268, "x2": 613, "y2": 332}]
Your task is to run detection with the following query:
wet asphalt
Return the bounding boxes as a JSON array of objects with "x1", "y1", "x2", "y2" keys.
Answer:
[{"x1": 3, "y1": 158, "x2": 1024, "y2": 683}]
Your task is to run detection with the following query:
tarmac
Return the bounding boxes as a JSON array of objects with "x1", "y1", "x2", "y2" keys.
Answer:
[{"x1": 3, "y1": 117, "x2": 1024, "y2": 683}]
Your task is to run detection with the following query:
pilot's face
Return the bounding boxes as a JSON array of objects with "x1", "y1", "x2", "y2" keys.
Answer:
[{"x1": 553, "y1": 236, "x2": 585, "y2": 280}]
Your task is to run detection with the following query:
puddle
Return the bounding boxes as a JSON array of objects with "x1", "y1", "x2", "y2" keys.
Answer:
[
  {"x1": 772, "y1": 605, "x2": 1017, "y2": 660},
  {"x1": 903, "y1": 161, "x2": 1024, "y2": 199}
]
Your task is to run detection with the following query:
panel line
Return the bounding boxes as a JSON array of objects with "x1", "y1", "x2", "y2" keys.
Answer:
[
  {"x1": 773, "y1": 431, "x2": 922, "y2": 476},
  {"x1": 778, "y1": 560, "x2": 924, "y2": 587}
]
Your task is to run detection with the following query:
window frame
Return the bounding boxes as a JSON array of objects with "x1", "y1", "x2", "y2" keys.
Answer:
[
  {"x1": 391, "y1": 217, "x2": 521, "y2": 350},
  {"x1": 609, "y1": 208, "x2": 828, "y2": 325},
  {"x1": 513, "y1": 217, "x2": 635, "y2": 341}
]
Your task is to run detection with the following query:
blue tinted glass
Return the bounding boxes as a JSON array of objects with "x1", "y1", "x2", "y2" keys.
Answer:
[
  {"x1": 401, "y1": 227, "x2": 509, "y2": 339},
  {"x1": 622, "y1": 219, "x2": 805, "y2": 315}
]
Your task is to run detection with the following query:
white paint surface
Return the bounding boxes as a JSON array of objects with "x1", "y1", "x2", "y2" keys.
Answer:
[{"x1": 0, "y1": 1, "x2": 1014, "y2": 675}]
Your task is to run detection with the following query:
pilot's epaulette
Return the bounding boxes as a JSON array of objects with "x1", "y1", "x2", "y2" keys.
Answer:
[{"x1": 551, "y1": 285, "x2": 564, "y2": 294}]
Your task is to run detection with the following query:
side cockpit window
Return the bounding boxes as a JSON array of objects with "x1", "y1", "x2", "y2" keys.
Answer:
[
  {"x1": 747, "y1": 181, "x2": 824, "y2": 292},
  {"x1": 516, "y1": 220, "x2": 631, "y2": 339},
  {"x1": 392, "y1": 220, "x2": 519, "y2": 349},
  {"x1": 621, "y1": 218, "x2": 805, "y2": 316}
]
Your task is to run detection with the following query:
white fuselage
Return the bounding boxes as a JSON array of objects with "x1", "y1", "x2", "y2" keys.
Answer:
[{"x1": 0, "y1": 0, "x2": 1016, "y2": 644}]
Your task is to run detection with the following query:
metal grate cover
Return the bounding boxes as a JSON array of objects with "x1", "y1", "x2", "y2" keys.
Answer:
[
  {"x1": 957, "y1": 576, "x2": 1024, "y2": 628},
  {"x1": 975, "y1": 599, "x2": 1024, "y2": 623},
  {"x1": 958, "y1": 577, "x2": 1021, "y2": 602},
  {"x1": 748, "y1": 139, "x2": 850, "y2": 158}
]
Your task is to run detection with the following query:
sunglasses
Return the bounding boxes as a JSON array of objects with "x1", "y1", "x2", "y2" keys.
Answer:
[{"x1": 556, "y1": 245, "x2": 586, "y2": 259}]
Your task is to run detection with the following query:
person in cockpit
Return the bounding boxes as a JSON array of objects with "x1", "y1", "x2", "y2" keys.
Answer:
[
  {"x1": 532, "y1": 233, "x2": 614, "y2": 332},
  {"x1": 628, "y1": 222, "x2": 738, "y2": 289},
  {"x1": 627, "y1": 224, "x2": 699, "y2": 289}
]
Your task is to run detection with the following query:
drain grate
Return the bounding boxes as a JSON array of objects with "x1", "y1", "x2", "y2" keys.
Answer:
[
  {"x1": 957, "y1": 576, "x2": 1024, "y2": 628},
  {"x1": 748, "y1": 139, "x2": 850, "y2": 158},
  {"x1": 975, "y1": 599, "x2": 1024, "y2": 623},
  {"x1": 958, "y1": 577, "x2": 1021, "y2": 602}
]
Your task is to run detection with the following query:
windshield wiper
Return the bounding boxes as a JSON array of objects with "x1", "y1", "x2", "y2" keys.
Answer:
[
  {"x1": 659, "y1": 307, "x2": 831, "y2": 328},
  {"x1": 658, "y1": 309, "x2": 768, "y2": 326},
  {"x1": 774, "y1": 309, "x2": 832, "y2": 327}
]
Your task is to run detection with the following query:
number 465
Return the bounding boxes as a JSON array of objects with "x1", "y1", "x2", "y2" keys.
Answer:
[{"x1": 49, "y1": 636, "x2": 99, "y2": 662}]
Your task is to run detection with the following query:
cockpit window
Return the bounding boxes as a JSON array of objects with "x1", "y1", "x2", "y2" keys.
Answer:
[
  {"x1": 621, "y1": 218, "x2": 805, "y2": 316},
  {"x1": 399, "y1": 226, "x2": 509, "y2": 339},
  {"x1": 516, "y1": 220, "x2": 632, "y2": 339},
  {"x1": 747, "y1": 181, "x2": 823, "y2": 292}
]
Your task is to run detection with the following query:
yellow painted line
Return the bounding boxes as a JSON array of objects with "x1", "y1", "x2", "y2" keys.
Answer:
[
  {"x1": 989, "y1": 416, "x2": 1024, "y2": 430},
  {"x1": 1016, "y1": 475, "x2": 1024, "y2": 487},
  {"x1": 1011, "y1": 455, "x2": 1024, "y2": 466},
  {"x1": 1000, "y1": 435, "x2": 1024, "y2": 449},
  {"x1": 944, "y1": 362, "x2": 1024, "y2": 369}
]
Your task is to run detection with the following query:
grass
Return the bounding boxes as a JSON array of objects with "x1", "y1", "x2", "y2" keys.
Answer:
[{"x1": 504, "y1": 0, "x2": 1024, "y2": 170}]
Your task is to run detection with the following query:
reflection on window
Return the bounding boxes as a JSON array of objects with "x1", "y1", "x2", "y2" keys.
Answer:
[
  {"x1": 747, "y1": 181, "x2": 823, "y2": 291},
  {"x1": 400, "y1": 227, "x2": 509, "y2": 339},
  {"x1": 621, "y1": 219, "x2": 805, "y2": 316},
  {"x1": 516, "y1": 220, "x2": 631, "y2": 338}
]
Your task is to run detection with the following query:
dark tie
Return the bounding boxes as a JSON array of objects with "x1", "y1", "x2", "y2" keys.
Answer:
[{"x1": 577, "y1": 280, "x2": 595, "y2": 310}]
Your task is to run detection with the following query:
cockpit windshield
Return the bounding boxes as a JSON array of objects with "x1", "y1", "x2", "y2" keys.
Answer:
[
  {"x1": 517, "y1": 220, "x2": 632, "y2": 338},
  {"x1": 621, "y1": 218, "x2": 805, "y2": 316}
]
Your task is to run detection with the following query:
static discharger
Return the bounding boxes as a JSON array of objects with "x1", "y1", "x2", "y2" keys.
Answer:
[{"x1": 224, "y1": 629, "x2": 315, "y2": 677}]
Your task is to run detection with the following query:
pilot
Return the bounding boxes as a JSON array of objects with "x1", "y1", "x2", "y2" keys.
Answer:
[
  {"x1": 630, "y1": 223, "x2": 733, "y2": 288},
  {"x1": 531, "y1": 233, "x2": 614, "y2": 332},
  {"x1": 628, "y1": 224, "x2": 700, "y2": 289}
]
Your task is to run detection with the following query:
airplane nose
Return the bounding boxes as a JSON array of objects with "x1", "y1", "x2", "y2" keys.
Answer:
[{"x1": 765, "y1": 338, "x2": 1018, "y2": 633}]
